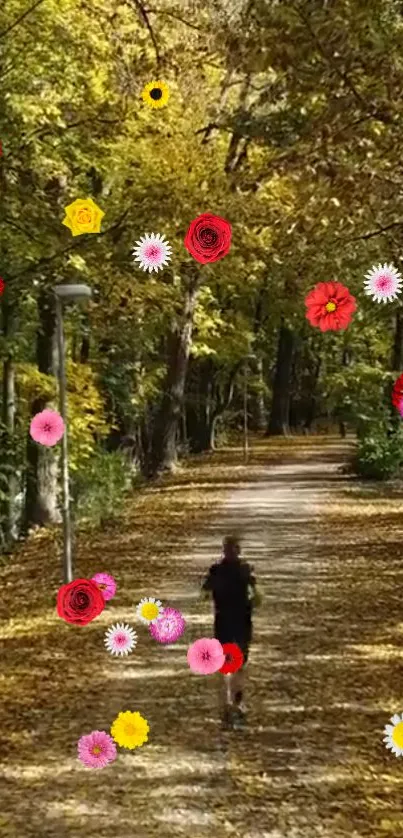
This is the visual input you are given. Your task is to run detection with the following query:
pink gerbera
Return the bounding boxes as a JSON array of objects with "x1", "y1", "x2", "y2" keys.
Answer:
[
  {"x1": 187, "y1": 637, "x2": 225, "y2": 675},
  {"x1": 92, "y1": 572, "x2": 117, "y2": 601},
  {"x1": 149, "y1": 607, "x2": 186, "y2": 644},
  {"x1": 30, "y1": 409, "x2": 65, "y2": 446},
  {"x1": 77, "y1": 730, "x2": 117, "y2": 769}
]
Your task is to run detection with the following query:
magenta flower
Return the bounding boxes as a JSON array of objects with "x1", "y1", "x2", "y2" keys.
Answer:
[
  {"x1": 149, "y1": 607, "x2": 186, "y2": 644},
  {"x1": 77, "y1": 730, "x2": 117, "y2": 769},
  {"x1": 187, "y1": 637, "x2": 225, "y2": 675},
  {"x1": 92, "y1": 572, "x2": 117, "y2": 601},
  {"x1": 30, "y1": 409, "x2": 65, "y2": 447}
]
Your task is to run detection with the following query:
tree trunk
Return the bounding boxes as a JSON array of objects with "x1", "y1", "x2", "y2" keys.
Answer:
[
  {"x1": 147, "y1": 267, "x2": 201, "y2": 476},
  {"x1": 267, "y1": 321, "x2": 295, "y2": 435},
  {"x1": 392, "y1": 309, "x2": 403, "y2": 370},
  {"x1": 250, "y1": 354, "x2": 266, "y2": 431},
  {"x1": 25, "y1": 289, "x2": 61, "y2": 529},
  {"x1": 1, "y1": 297, "x2": 18, "y2": 545}
]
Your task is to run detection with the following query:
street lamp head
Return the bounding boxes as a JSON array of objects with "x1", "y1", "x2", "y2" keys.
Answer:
[{"x1": 54, "y1": 284, "x2": 92, "y2": 302}]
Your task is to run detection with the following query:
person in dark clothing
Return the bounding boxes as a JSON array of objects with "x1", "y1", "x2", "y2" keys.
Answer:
[{"x1": 201, "y1": 535, "x2": 261, "y2": 729}]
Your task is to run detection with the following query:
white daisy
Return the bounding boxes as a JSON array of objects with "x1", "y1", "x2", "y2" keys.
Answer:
[
  {"x1": 132, "y1": 232, "x2": 172, "y2": 273},
  {"x1": 364, "y1": 263, "x2": 403, "y2": 303},
  {"x1": 383, "y1": 712, "x2": 403, "y2": 756},
  {"x1": 136, "y1": 597, "x2": 164, "y2": 624},
  {"x1": 104, "y1": 623, "x2": 137, "y2": 656}
]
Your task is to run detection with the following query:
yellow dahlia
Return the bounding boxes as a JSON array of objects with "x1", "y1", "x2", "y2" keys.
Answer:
[
  {"x1": 110, "y1": 710, "x2": 149, "y2": 750},
  {"x1": 141, "y1": 80, "x2": 170, "y2": 109}
]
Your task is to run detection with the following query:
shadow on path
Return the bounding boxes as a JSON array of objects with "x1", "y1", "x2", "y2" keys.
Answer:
[{"x1": 0, "y1": 438, "x2": 402, "y2": 838}]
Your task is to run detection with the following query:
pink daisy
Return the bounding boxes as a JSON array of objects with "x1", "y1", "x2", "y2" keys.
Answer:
[
  {"x1": 149, "y1": 607, "x2": 186, "y2": 644},
  {"x1": 77, "y1": 730, "x2": 117, "y2": 769},
  {"x1": 92, "y1": 572, "x2": 117, "y2": 601},
  {"x1": 30, "y1": 409, "x2": 65, "y2": 446},
  {"x1": 132, "y1": 233, "x2": 172, "y2": 273},
  {"x1": 187, "y1": 637, "x2": 225, "y2": 675},
  {"x1": 104, "y1": 623, "x2": 137, "y2": 656},
  {"x1": 364, "y1": 263, "x2": 402, "y2": 303}
]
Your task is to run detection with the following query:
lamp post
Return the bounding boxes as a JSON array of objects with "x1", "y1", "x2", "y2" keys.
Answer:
[{"x1": 54, "y1": 284, "x2": 92, "y2": 584}]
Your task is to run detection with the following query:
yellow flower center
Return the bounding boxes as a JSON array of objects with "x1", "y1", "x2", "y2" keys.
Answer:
[
  {"x1": 392, "y1": 721, "x2": 403, "y2": 748},
  {"x1": 123, "y1": 723, "x2": 137, "y2": 737},
  {"x1": 76, "y1": 208, "x2": 92, "y2": 225},
  {"x1": 92, "y1": 746, "x2": 101, "y2": 754},
  {"x1": 141, "y1": 602, "x2": 159, "y2": 620},
  {"x1": 325, "y1": 301, "x2": 337, "y2": 312}
]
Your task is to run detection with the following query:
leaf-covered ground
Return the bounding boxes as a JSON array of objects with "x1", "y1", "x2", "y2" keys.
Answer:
[{"x1": 1, "y1": 437, "x2": 402, "y2": 838}]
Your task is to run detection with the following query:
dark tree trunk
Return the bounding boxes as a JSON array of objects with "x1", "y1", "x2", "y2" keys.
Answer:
[
  {"x1": 25, "y1": 289, "x2": 61, "y2": 529},
  {"x1": 267, "y1": 321, "x2": 295, "y2": 435},
  {"x1": 392, "y1": 309, "x2": 403, "y2": 370},
  {"x1": 303, "y1": 357, "x2": 322, "y2": 432},
  {"x1": 250, "y1": 355, "x2": 266, "y2": 431},
  {"x1": 1, "y1": 297, "x2": 18, "y2": 545},
  {"x1": 147, "y1": 267, "x2": 201, "y2": 476}
]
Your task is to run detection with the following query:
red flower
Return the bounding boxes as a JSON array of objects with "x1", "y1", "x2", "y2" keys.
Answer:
[
  {"x1": 219, "y1": 642, "x2": 244, "y2": 674},
  {"x1": 57, "y1": 578, "x2": 105, "y2": 626},
  {"x1": 305, "y1": 281, "x2": 356, "y2": 331},
  {"x1": 392, "y1": 374, "x2": 403, "y2": 414},
  {"x1": 0, "y1": 277, "x2": 5, "y2": 296},
  {"x1": 184, "y1": 212, "x2": 232, "y2": 264}
]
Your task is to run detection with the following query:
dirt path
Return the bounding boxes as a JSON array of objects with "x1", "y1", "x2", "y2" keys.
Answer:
[{"x1": 1, "y1": 439, "x2": 402, "y2": 838}]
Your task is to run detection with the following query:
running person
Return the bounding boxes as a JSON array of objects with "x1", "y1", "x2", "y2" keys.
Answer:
[{"x1": 201, "y1": 535, "x2": 261, "y2": 729}]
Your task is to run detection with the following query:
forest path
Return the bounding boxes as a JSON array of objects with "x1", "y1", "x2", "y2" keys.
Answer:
[{"x1": 1, "y1": 438, "x2": 402, "y2": 838}]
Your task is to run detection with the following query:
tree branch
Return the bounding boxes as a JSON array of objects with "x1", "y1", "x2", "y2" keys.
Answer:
[
  {"x1": 293, "y1": 5, "x2": 366, "y2": 109},
  {"x1": 126, "y1": 0, "x2": 161, "y2": 69},
  {"x1": 0, "y1": 0, "x2": 46, "y2": 39},
  {"x1": 144, "y1": 6, "x2": 202, "y2": 30},
  {"x1": 3, "y1": 218, "x2": 44, "y2": 244},
  {"x1": 341, "y1": 220, "x2": 403, "y2": 244},
  {"x1": 7, "y1": 208, "x2": 131, "y2": 282}
]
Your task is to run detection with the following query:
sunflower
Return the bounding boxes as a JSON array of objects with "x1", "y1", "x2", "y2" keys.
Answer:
[
  {"x1": 141, "y1": 80, "x2": 170, "y2": 109},
  {"x1": 111, "y1": 711, "x2": 149, "y2": 749}
]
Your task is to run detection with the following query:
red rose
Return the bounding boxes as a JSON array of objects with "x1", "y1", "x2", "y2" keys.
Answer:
[
  {"x1": 0, "y1": 278, "x2": 5, "y2": 296},
  {"x1": 57, "y1": 578, "x2": 105, "y2": 626},
  {"x1": 184, "y1": 212, "x2": 232, "y2": 264},
  {"x1": 219, "y1": 642, "x2": 244, "y2": 674}
]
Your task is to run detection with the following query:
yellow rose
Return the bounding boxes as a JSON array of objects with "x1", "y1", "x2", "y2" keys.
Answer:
[{"x1": 62, "y1": 198, "x2": 105, "y2": 237}]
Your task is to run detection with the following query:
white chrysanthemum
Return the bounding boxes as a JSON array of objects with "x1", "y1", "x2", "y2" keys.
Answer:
[
  {"x1": 136, "y1": 597, "x2": 164, "y2": 624},
  {"x1": 132, "y1": 233, "x2": 172, "y2": 273},
  {"x1": 364, "y1": 263, "x2": 402, "y2": 303},
  {"x1": 104, "y1": 623, "x2": 137, "y2": 656},
  {"x1": 383, "y1": 712, "x2": 403, "y2": 756}
]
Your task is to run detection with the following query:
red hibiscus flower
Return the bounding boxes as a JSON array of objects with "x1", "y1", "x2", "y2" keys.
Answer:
[
  {"x1": 184, "y1": 212, "x2": 232, "y2": 264},
  {"x1": 57, "y1": 578, "x2": 105, "y2": 626},
  {"x1": 219, "y1": 642, "x2": 244, "y2": 674},
  {"x1": 392, "y1": 373, "x2": 403, "y2": 415},
  {"x1": 0, "y1": 277, "x2": 5, "y2": 296},
  {"x1": 305, "y1": 281, "x2": 356, "y2": 331}
]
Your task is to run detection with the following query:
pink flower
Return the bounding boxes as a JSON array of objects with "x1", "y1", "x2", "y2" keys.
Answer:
[
  {"x1": 30, "y1": 409, "x2": 65, "y2": 446},
  {"x1": 149, "y1": 607, "x2": 186, "y2": 644},
  {"x1": 77, "y1": 730, "x2": 117, "y2": 769},
  {"x1": 92, "y1": 572, "x2": 117, "y2": 601},
  {"x1": 187, "y1": 637, "x2": 225, "y2": 675}
]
